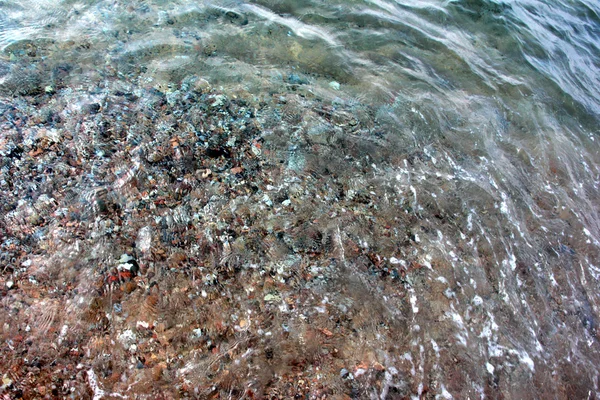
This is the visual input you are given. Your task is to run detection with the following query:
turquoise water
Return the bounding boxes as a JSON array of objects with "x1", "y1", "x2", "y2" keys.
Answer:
[{"x1": 1, "y1": 0, "x2": 600, "y2": 398}]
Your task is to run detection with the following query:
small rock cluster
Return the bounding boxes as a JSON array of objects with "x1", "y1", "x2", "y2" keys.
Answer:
[
  {"x1": 1, "y1": 70, "x2": 598, "y2": 399},
  {"x1": 0, "y1": 77, "x2": 431, "y2": 399}
]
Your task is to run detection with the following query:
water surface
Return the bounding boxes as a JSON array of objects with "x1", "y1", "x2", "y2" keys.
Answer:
[{"x1": 1, "y1": 0, "x2": 600, "y2": 398}]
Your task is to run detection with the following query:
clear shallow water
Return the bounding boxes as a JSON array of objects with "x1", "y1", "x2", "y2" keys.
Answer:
[{"x1": 1, "y1": 0, "x2": 600, "y2": 398}]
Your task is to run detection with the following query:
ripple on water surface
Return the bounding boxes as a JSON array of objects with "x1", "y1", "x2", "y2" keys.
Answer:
[{"x1": 0, "y1": 0, "x2": 599, "y2": 398}]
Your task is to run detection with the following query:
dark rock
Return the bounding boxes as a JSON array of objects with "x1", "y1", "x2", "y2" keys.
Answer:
[
  {"x1": 286, "y1": 73, "x2": 308, "y2": 85},
  {"x1": 225, "y1": 11, "x2": 248, "y2": 26},
  {"x1": 84, "y1": 103, "x2": 101, "y2": 114}
]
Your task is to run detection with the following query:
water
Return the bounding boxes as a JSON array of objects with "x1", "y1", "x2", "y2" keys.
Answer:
[{"x1": 1, "y1": 0, "x2": 599, "y2": 398}]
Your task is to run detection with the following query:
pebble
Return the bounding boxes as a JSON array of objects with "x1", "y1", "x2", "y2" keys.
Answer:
[
  {"x1": 84, "y1": 103, "x2": 101, "y2": 114},
  {"x1": 193, "y1": 78, "x2": 211, "y2": 92},
  {"x1": 264, "y1": 293, "x2": 281, "y2": 302},
  {"x1": 287, "y1": 73, "x2": 308, "y2": 85},
  {"x1": 472, "y1": 295, "x2": 484, "y2": 306},
  {"x1": 225, "y1": 11, "x2": 248, "y2": 26}
]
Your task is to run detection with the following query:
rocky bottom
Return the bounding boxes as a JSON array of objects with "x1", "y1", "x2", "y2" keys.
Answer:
[{"x1": 1, "y1": 78, "x2": 599, "y2": 399}]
